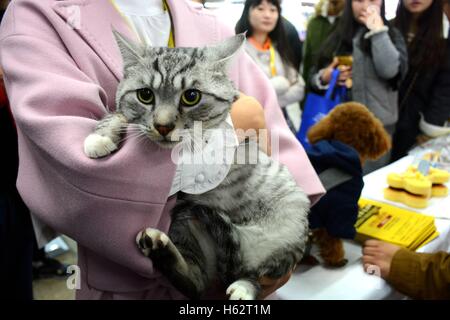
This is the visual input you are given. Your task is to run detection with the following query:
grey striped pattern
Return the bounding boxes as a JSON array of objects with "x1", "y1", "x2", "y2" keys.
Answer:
[{"x1": 88, "y1": 33, "x2": 310, "y2": 300}]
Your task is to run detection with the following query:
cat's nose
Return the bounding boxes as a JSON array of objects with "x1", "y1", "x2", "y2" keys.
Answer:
[{"x1": 154, "y1": 123, "x2": 175, "y2": 136}]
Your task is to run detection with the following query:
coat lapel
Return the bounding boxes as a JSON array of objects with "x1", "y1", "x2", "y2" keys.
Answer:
[{"x1": 52, "y1": 0, "x2": 139, "y2": 81}]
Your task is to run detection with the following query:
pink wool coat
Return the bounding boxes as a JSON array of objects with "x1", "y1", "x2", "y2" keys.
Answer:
[{"x1": 0, "y1": 0, "x2": 325, "y2": 299}]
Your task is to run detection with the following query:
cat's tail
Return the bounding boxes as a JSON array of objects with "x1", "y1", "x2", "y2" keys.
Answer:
[{"x1": 193, "y1": 205, "x2": 242, "y2": 284}]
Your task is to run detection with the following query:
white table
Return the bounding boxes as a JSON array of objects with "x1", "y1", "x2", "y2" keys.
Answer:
[
  {"x1": 275, "y1": 156, "x2": 450, "y2": 300},
  {"x1": 361, "y1": 156, "x2": 450, "y2": 220}
]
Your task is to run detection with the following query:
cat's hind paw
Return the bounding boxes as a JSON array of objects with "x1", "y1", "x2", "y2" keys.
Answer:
[
  {"x1": 136, "y1": 228, "x2": 169, "y2": 257},
  {"x1": 84, "y1": 133, "x2": 118, "y2": 158},
  {"x1": 226, "y1": 280, "x2": 257, "y2": 300}
]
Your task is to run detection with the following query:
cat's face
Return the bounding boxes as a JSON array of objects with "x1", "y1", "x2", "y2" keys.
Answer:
[{"x1": 114, "y1": 32, "x2": 244, "y2": 148}]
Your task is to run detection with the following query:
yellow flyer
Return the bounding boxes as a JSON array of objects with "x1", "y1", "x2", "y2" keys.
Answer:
[{"x1": 356, "y1": 198, "x2": 438, "y2": 250}]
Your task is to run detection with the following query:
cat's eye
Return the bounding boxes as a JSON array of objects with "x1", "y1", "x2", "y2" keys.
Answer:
[
  {"x1": 137, "y1": 88, "x2": 154, "y2": 105},
  {"x1": 180, "y1": 89, "x2": 202, "y2": 107}
]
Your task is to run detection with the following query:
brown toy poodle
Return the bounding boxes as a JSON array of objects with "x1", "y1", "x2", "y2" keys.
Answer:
[{"x1": 306, "y1": 102, "x2": 391, "y2": 267}]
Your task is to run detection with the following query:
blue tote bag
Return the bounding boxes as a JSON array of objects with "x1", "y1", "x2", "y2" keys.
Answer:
[{"x1": 296, "y1": 69, "x2": 347, "y2": 151}]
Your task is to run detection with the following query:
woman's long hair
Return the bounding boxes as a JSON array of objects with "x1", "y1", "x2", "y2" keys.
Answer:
[
  {"x1": 235, "y1": 0, "x2": 297, "y2": 68},
  {"x1": 394, "y1": 0, "x2": 446, "y2": 69},
  {"x1": 315, "y1": 0, "x2": 394, "y2": 69}
]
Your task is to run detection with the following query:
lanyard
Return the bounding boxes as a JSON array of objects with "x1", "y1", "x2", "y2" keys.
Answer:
[
  {"x1": 162, "y1": 0, "x2": 175, "y2": 48},
  {"x1": 109, "y1": 0, "x2": 175, "y2": 48},
  {"x1": 248, "y1": 36, "x2": 277, "y2": 76},
  {"x1": 269, "y1": 44, "x2": 277, "y2": 77}
]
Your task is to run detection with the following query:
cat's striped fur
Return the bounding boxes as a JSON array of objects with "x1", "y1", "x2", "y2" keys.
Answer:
[{"x1": 84, "y1": 33, "x2": 310, "y2": 300}]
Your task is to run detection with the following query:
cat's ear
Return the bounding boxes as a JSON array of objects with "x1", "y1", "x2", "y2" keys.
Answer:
[
  {"x1": 206, "y1": 33, "x2": 246, "y2": 69},
  {"x1": 112, "y1": 29, "x2": 145, "y2": 70}
]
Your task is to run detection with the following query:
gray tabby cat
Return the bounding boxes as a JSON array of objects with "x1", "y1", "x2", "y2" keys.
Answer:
[{"x1": 84, "y1": 32, "x2": 310, "y2": 300}]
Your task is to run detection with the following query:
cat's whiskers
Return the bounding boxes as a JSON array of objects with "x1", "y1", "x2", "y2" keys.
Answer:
[
  {"x1": 127, "y1": 123, "x2": 146, "y2": 130},
  {"x1": 84, "y1": 35, "x2": 311, "y2": 300},
  {"x1": 118, "y1": 131, "x2": 148, "y2": 144},
  {"x1": 116, "y1": 128, "x2": 141, "y2": 134},
  {"x1": 134, "y1": 132, "x2": 149, "y2": 147},
  {"x1": 223, "y1": 174, "x2": 232, "y2": 186},
  {"x1": 114, "y1": 123, "x2": 148, "y2": 136}
]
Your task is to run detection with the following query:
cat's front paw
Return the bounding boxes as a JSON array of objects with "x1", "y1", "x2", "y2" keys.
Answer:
[
  {"x1": 136, "y1": 228, "x2": 170, "y2": 257},
  {"x1": 226, "y1": 280, "x2": 257, "y2": 300},
  {"x1": 84, "y1": 133, "x2": 118, "y2": 158}
]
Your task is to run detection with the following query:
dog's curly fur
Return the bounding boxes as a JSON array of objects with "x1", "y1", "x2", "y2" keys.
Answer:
[
  {"x1": 307, "y1": 102, "x2": 391, "y2": 160},
  {"x1": 306, "y1": 102, "x2": 391, "y2": 267}
]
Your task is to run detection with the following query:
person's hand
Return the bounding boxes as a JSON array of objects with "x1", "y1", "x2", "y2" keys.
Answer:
[
  {"x1": 362, "y1": 240, "x2": 401, "y2": 279},
  {"x1": 257, "y1": 267, "x2": 295, "y2": 299},
  {"x1": 360, "y1": 5, "x2": 384, "y2": 31},
  {"x1": 337, "y1": 65, "x2": 352, "y2": 87},
  {"x1": 320, "y1": 58, "x2": 339, "y2": 85},
  {"x1": 320, "y1": 58, "x2": 352, "y2": 86}
]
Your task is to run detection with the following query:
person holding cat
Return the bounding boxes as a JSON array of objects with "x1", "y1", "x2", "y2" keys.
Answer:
[
  {"x1": 302, "y1": 0, "x2": 345, "y2": 96},
  {"x1": 0, "y1": 0, "x2": 324, "y2": 300},
  {"x1": 235, "y1": 0, "x2": 305, "y2": 133},
  {"x1": 309, "y1": 0, "x2": 408, "y2": 173}
]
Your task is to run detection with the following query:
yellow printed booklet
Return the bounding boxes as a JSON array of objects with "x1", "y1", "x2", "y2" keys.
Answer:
[{"x1": 355, "y1": 198, "x2": 439, "y2": 251}]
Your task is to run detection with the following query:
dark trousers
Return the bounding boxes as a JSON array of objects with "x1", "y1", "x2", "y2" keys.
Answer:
[
  {"x1": 0, "y1": 189, "x2": 34, "y2": 300},
  {"x1": 0, "y1": 104, "x2": 34, "y2": 300}
]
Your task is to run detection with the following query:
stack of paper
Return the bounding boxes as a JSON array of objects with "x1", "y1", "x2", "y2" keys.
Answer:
[{"x1": 355, "y1": 198, "x2": 439, "y2": 251}]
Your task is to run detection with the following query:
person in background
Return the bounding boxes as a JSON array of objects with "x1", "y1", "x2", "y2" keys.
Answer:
[
  {"x1": 362, "y1": 240, "x2": 450, "y2": 300},
  {"x1": 1, "y1": 0, "x2": 71, "y2": 301},
  {"x1": 0, "y1": 0, "x2": 324, "y2": 300},
  {"x1": 0, "y1": 68, "x2": 35, "y2": 300},
  {"x1": 236, "y1": 0, "x2": 305, "y2": 133},
  {"x1": 362, "y1": 1, "x2": 450, "y2": 300},
  {"x1": 302, "y1": 0, "x2": 344, "y2": 95},
  {"x1": 391, "y1": 0, "x2": 450, "y2": 162},
  {"x1": 0, "y1": 0, "x2": 35, "y2": 300},
  {"x1": 309, "y1": 0, "x2": 408, "y2": 174}
]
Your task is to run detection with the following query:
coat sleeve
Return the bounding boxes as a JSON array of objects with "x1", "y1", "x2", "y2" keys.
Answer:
[
  {"x1": 388, "y1": 249, "x2": 450, "y2": 300},
  {"x1": 302, "y1": 19, "x2": 314, "y2": 85},
  {"x1": 0, "y1": 10, "x2": 172, "y2": 278},
  {"x1": 232, "y1": 50, "x2": 325, "y2": 205},
  {"x1": 277, "y1": 79, "x2": 305, "y2": 107},
  {"x1": 370, "y1": 27, "x2": 408, "y2": 83},
  {"x1": 277, "y1": 69, "x2": 306, "y2": 107}
]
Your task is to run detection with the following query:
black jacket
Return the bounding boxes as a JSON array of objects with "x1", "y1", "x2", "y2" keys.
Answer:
[
  {"x1": 392, "y1": 37, "x2": 450, "y2": 161},
  {"x1": 307, "y1": 140, "x2": 364, "y2": 239}
]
